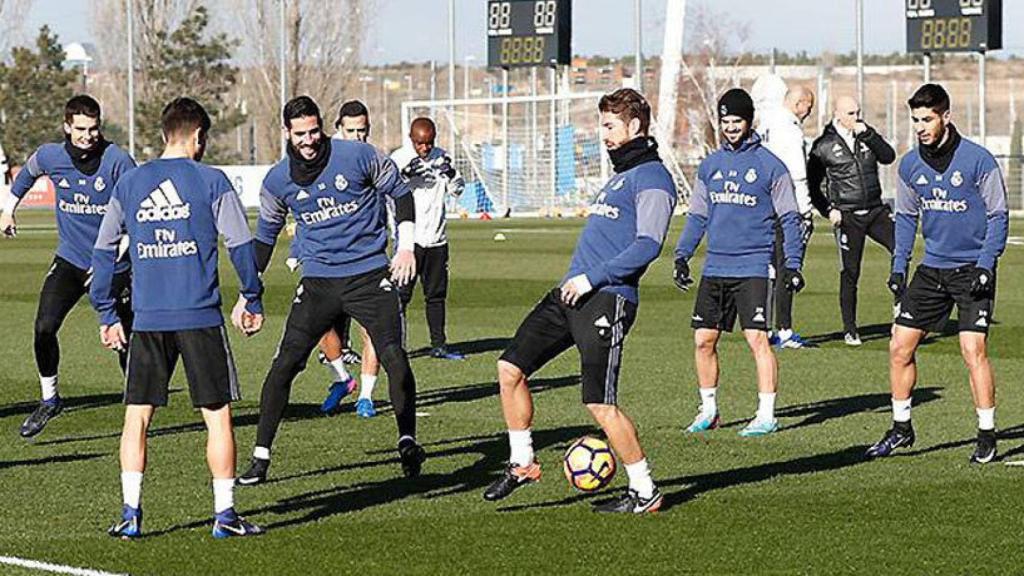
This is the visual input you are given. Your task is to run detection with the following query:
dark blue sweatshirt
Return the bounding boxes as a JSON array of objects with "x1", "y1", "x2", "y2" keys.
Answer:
[
  {"x1": 90, "y1": 158, "x2": 263, "y2": 331},
  {"x1": 256, "y1": 140, "x2": 409, "y2": 278},
  {"x1": 675, "y1": 133, "x2": 804, "y2": 278},
  {"x1": 564, "y1": 159, "x2": 676, "y2": 304},
  {"x1": 894, "y1": 136, "x2": 1008, "y2": 274},
  {"x1": 11, "y1": 142, "x2": 136, "y2": 271}
]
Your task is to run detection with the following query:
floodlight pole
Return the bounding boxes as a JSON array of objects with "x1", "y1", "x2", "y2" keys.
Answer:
[
  {"x1": 502, "y1": 66, "x2": 510, "y2": 212},
  {"x1": 979, "y1": 50, "x2": 986, "y2": 144},
  {"x1": 279, "y1": 0, "x2": 287, "y2": 159},
  {"x1": 923, "y1": 53, "x2": 931, "y2": 83},
  {"x1": 126, "y1": 0, "x2": 135, "y2": 158},
  {"x1": 855, "y1": 0, "x2": 864, "y2": 109},
  {"x1": 448, "y1": 0, "x2": 456, "y2": 123},
  {"x1": 634, "y1": 0, "x2": 643, "y2": 92},
  {"x1": 549, "y1": 64, "x2": 557, "y2": 204}
]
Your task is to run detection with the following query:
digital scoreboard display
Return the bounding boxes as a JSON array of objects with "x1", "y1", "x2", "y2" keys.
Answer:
[
  {"x1": 487, "y1": 0, "x2": 571, "y2": 68},
  {"x1": 906, "y1": 0, "x2": 1002, "y2": 53}
]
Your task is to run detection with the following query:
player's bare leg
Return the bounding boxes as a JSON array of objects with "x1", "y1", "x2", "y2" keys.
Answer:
[
  {"x1": 866, "y1": 325, "x2": 925, "y2": 458},
  {"x1": 483, "y1": 360, "x2": 540, "y2": 501},
  {"x1": 686, "y1": 328, "x2": 722, "y2": 432},
  {"x1": 588, "y1": 403, "x2": 661, "y2": 513},
  {"x1": 960, "y1": 331, "x2": 997, "y2": 463},
  {"x1": 319, "y1": 328, "x2": 355, "y2": 414},
  {"x1": 739, "y1": 329, "x2": 779, "y2": 436},
  {"x1": 356, "y1": 325, "x2": 380, "y2": 417},
  {"x1": 109, "y1": 404, "x2": 153, "y2": 539}
]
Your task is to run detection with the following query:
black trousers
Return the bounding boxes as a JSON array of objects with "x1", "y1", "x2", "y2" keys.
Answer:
[
  {"x1": 399, "y1": 244, "x2": 450, "y2": 348},
  {"x1": 255, "y1": 267, "x2": 416, "y2": 450},
  {"x1": 772, "y1": 214, "x2": 813, "y2": 331},
  {"x1": 833, "y1": 205, "x2": 895, "y2": 332},
  {"x1": 35, "y1": 256, "x2": 132, "y2": 378}
]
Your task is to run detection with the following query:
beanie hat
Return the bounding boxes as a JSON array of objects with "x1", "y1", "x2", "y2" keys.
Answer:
[{"x1": 718, "y1": 88, "x2": 754, "y2": 124}]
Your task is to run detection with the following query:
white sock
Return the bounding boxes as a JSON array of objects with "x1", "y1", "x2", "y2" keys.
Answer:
[
  {"x1": 699, "y1": 386, "x2": 718, "y2": 416},
  {"x1": 778, "y1": 328, "x2": 793, "y2": 341},
  {"x1": 359, "y1": 374, "x2": 377, "y2": 400},
  {"x1": 892, "y1": 397, "x2": 912, "y2": 423},
  {"x1": 329, "y1": 357, "x2": 350, "y2": 382},
  {"x1": 212, "y1": 478, "x2": 235, "y2": 514},
  {"x1": 756, "y1": 392, "x2": 776, "y2": 422},
  {"x1": 977, "y1": 407, "x2": 995, "y2": 431},
  {"x1": 624, "y1": 458, "x2": 655, "y2": 500},
  {"x1": 508, "y1": 429, "x2": 534, "y2": 467},
  {"x1": 253, "y1": 446, "x2": 271, "y2": 461},
  {"x1": 121, "y1": 471, "x2": 143, "y2": 509},
  {"x1": 40, "y1": 375, "x2": 58, "y2": 401}
]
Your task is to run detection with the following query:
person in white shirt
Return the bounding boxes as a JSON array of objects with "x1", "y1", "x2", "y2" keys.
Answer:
[
  {"x1": 391, "y1": 117, "x2": 465, "y2": 360},
  {"x1": 755, "y1": 78, "x2": 815, "y2": 349}
]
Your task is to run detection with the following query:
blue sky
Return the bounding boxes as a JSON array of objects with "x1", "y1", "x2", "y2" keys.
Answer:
[{"x1": 23, "y1": 0, "x2": 1024, "y2": 64}]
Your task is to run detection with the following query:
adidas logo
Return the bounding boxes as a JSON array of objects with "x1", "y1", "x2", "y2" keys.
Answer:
[
  {"x1": 137, "y1": 180, "x2": 190, "y2": 222},
  {"x1": 594, "y1": 315, "x2": 611, "y2": 328},
  {"x1": 296, "y1": 190, "x2": 310, "y2": 201},
  {"x1": 752, "y1": 312, "x2": 765, "y2": 323},
  {"x1": 915, "y1": 174, "x2": 929, "y2": 185},
  {"x1": 692, "y1": 314, "x2": 703, "y2": 322},
  {"x1": 711, "y1": 170, "x2": 723, "y2": 181},
  {"x1": 379, "y1": 278, "x2": 393, "y2": 292},
  {"x1": 976, "y1": 317, "x2": 988, "y2": 328},
  {"x1": 57, "y1": 178, "x2": 70, "y2": 189}
]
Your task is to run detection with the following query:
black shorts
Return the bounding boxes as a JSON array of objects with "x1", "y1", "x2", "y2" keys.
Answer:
[
  {"x1": 692, "y1": 276, "x2": 772, "y2": 332},
  {"x1": 895, "y1": 264, "x2": 993, "y2": 334},
  {"x1": 500, "y1": 289, "x2": 637, "y2": 405},
  {"x1": 125, "y1": 326, "x2": 240, "y2": 407},
  {"x1": 38, "y1": 256, "x2": 133, "y2": 328}
]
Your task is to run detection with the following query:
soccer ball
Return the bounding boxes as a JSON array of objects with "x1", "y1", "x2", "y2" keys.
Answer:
[{"x1": 563, "y1": 436, "x2": 616, "y2": 492}]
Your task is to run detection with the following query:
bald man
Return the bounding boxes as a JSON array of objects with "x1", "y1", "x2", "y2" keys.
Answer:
[
  {"x1": 808, "y1": 96, "x2": 896, "y2": 345},
  {"x1": 757, "y1": 84, "x2": 814, "y2": 349},
  {"x1": 391, "y1": 118, "x2": 466, "y2": 359}
]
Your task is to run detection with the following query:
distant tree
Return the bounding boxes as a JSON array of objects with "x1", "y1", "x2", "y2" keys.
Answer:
[
  {"x1": 1009, "y1": 119, "x2": 1022, "y2": 204},
  {"x1": 134, "y1": 6, "x2": 246, "y2": 163},
  {"x1": 0, "y1": 26, "x2": 78, "y2": 164}
]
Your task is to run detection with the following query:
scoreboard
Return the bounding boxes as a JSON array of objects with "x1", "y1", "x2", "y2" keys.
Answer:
[
  {"x1": 487, "y1": 0, "x2": 571, "y2": 68},
  {"x1": 906, "y1": 0, "x2": 1002, "y2": 53}
]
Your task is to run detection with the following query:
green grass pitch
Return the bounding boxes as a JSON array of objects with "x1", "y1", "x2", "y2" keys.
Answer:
[{"x1": 1, "y1": 211, "x2": 1022, "y2": 575}]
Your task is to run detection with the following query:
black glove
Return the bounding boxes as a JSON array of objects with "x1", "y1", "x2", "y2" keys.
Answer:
[
  {"x1": 887, "y1": 272, "x2": 906, "y2": 297},
  {"x1": 437, "y1": 155, "x2": 457, "y2": 179},
  {"x1": 673, "y1": 259, "x2": 693, "y2": 291},
  {"x1": 782, "y1": 268, "x2": 805, "y2": 293},
  {"x1": 401, "y1": 157, "x2": 427, "y2": 180},
  {"x1": 969, "y1": 266, "x2": 994, "y2": 297}
]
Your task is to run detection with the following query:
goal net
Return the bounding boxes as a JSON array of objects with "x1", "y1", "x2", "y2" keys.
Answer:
[{"x1": 400, "y1": 91, "x2": 689, "y2": 216}]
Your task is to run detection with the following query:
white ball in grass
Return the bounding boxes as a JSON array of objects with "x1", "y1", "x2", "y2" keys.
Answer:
[{"x1": 493, "y1": 233, "x2": 507, "y2": 242}]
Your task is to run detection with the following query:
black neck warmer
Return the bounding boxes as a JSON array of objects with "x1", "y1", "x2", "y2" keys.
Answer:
[
  {"x1": 608, "y1": 136, "x2": 661, "y2": 173},
  {"x1": 64, "y1": 136, "x2": 109, "y2": 176},
  {"x1": 287, "y1": 136, "x2": 332, "y2": 186},
  {"x1": 919, "y1": 123, "x2": 961, "y2": 174}
]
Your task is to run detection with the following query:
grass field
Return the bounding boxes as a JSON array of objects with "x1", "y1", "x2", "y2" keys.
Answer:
[{"x1": 1, "y1": 211, "x2": 1024, "y2": 575}]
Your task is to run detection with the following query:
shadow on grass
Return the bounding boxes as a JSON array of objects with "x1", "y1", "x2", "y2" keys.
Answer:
[
  {"x1": 408, "y1": 337, "x2": 511, "y2": 359},
  {"x1": 775, "y1": 387, "x2": 943, "y2": 432},
  {"x1": 803, "y1": 320, "x2": 960, "y2": 348},
  {"x1": 0, "y1": 452, "x2": 105, "y2": 471},
  {"x1": 0, "y1": 391, "x2": 125, "y2": 420}
]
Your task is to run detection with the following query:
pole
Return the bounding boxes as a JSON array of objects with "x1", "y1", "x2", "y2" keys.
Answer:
[
  {"x1": 549, "y1": 65, "x2": 556, "y2": 206},
  {"x1": 279, "y1": 0, "x2": 287, "y2": 159},
  {"x1": 126, "y1": 0, "x2": 135, "y2": 158},
  {"x1": 463, "y1": 57, "x2": 471, "y2": 131},
  {"x1": 634, "y1": 0, "x2": 643, "y2": 92},
  {"x1": 979, "y1": 51, "x2": 986, "y2": 145},
  {"x1": 502, "y1": 67, "x2": 509, "y2": 212},
  {"x1": 430, "y1": 60, "x2": 437, "y2": 119},
  {"x1": 656, "y1": 0, "x2": 686, "y2": 150},
  {"x1": 531, "y1": 67, "x2": 537, "y2": 201},
  {"x1": 855, "y1": 0, "x2": 864, "y2": 108},
  {"x1": 923, "y1": 53, "x2": 931, "y2": 84},
  {"x1": 448, "y1": 0, "x2": 456, "y2": 119}
]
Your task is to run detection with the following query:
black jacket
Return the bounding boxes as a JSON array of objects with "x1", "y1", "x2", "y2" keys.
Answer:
[{"x1": 807, "y1": 122, "x2": 896, "y2": 216}]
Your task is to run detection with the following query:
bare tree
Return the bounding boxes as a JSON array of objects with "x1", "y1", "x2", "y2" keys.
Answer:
[
  {"x1": 0, "y1": 0, "x2": 33, "y2": 59},
  {"x1": 232, "y1": 0, "x2": 370, "y2": 162}
]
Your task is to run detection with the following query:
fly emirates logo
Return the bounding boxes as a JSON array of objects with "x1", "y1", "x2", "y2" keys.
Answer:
[
  {"x1": 300, "y1": 196, "x2": 360, "y2": 225},
  {"x1": 709, "y1": 181, "x2": 758, "y2": 207},
  {"x1": 921, "y1": 186, "x2": 968, "y2": 213},
  {"x1": 59, "y1": 193, "x2": 107, "y2": 216}
]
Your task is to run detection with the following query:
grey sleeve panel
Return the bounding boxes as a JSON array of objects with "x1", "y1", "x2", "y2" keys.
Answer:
[
  {"x1": 635, "y1": 188, "x2": 675, "y2": 244},
  {"x1": 770, "y1": 171, "x2": 798, "y2": 215},
  {"x1": 258, "y1": 185, "x2": 288, "y2": 227},
  {"x1": 979, "y1": 167, "x2": 1008, "y2": 215},
  {"x1": 688, "y1": 179, "x2": 709, "y2": 218},
  {"x1": 94, "y1": 196, "x2": 125, "y2": 251},
  {"x1": 894, "y1": 176, "x2": 919, "y2": 216},
  {"x1": 214, "y1": 190, "x2": 254, "y2": 248}
]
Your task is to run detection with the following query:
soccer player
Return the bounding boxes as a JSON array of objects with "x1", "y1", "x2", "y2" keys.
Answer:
[
  {"x1": 318, "y1": 100, "x2": 386, "y2": 418},
  {"x1": 757, "y1": 84, "x2": 815, "y2": 349},
  {"x1": 1, "y1": 95, "x2": 136, "y2": 438},
  {"x1": 483, "y1": 88, "x2": 674, "y2": 514},
  {"x1": 674, "y1": 88, "x2": 805, "y2": 437},
  {"x1": 239, "y1": 96, "x2": 424, "y2": 485},
  {"x1": 90, "y1": 97, "x2": 265, "y2": 539},
  {"x1": 807, "y1": 95, "x2": 897, "y2": 346},
  {"x1": 866, "y1": 84, "x2": 1008, "y2": 463},
  {"x1": 391, "y1": 117, "x2": 466, "y2": 360}
]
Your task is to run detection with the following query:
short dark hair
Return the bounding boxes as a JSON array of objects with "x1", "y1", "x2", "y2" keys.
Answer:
[
  {"x1": 64, "y1": 95, "x2": 101, "y2": 124},
  {"x1": 907, "y1": 83, "x2": 950, "y2": 115},
  {"x1": 599, "y1": 88, "x2": 651, "y2": 135},
  {"x1": 335, "y1": 100, "x2": 369, "y2": 127},
  {"x1": 161, "y1": 97, "x2": 211, "y2": 141},
  {"x1": 283, "y1": 95, "x2": 323, "y2": 129}
]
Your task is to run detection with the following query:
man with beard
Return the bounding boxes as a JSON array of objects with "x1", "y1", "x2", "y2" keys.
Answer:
[
  {"x1": 1, "y1": 95, "x2": 136, "y2": 438},
  {"x1": 238, "y1": 96, "x2": 424, "y2": 485}
]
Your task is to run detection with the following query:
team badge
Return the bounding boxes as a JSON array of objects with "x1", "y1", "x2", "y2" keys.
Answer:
[
  {"x1": 334, "y1": 173, "x2": 349, "y2": 191},
  {"x1": 318, "y1": 183, "x2": 327, "y2": 191},
  {"x1": 951, "y1": 171, "x2": 963, "y2": 187},
  {"x1": 744, "y1": 168, "x2": 758, "y2": 183},
  {"x1": 719, "y1": 104, "x2": 728, "y2": 117},
  {"x1": 831, "y1": 143, "x2": 844, "y2": 157},
  {"x1": 94, "y1": 177, "x2": 106, "y2": 192}
]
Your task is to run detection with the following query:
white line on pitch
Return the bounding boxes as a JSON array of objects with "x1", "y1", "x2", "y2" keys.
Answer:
[{"x1": 0, "y1": 556, "x2": 129, "y2": 576}]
